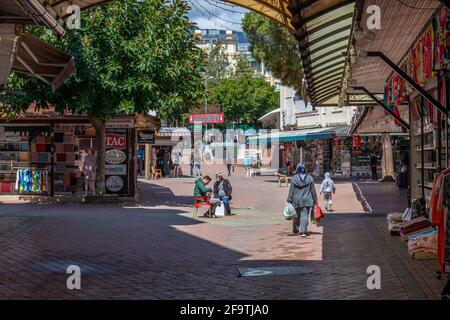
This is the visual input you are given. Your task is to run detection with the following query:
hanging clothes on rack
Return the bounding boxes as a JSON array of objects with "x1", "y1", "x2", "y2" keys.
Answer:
[
  {"x1": 431, "y1": 166, "x2": 450, "y2": 273},
  {"x1": 15, "y1": 168, "x2": 48, "y2": 194}
]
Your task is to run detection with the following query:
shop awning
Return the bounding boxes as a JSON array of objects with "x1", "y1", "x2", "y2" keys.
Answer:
[
  {"x1": 0, "y1": 26, "x2": 75, "y2": 91},
  {"x1": 222, "y1": 0, "x2": 295, "y2": 31},
  {"x1": 247, "y1": 127, "x2": 341, "y2": 143},
  {"x1": 38, "y1": 0, "x2": 111, "y2": 19},
  {"x1": 12, "y1": 33, "x2": 75, "y2": 91},
  {"x1": 291, "y1": 1, "x2": 356, "y2": 106},
  {"x1": 259, "y1": 108, "x2": 280, "y2": 122},
  {"x1": 351, "y1": 105, "x2": 409, "y2": 135},
  {"x1": 349, "y1": 0, "x2": 441, "y2": 94},
  {"x1": 159, "y1": 127, "x2": 191, "y2": 137},
  {"x1": 221, "y1": 0, "x2": 358, "y2": 107}
]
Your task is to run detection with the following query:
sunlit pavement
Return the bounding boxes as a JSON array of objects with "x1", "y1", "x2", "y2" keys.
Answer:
[{"x1": 0, "y1": 166, "x2": 445, "y2": 299}]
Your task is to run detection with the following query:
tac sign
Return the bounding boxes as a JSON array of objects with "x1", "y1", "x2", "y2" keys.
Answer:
[
  {"x1": 106, "y1": 134, "x2": 126, "y2": 149},
  {"x1": 352, "y1": 135, "x2": 361, "y2": 148}
]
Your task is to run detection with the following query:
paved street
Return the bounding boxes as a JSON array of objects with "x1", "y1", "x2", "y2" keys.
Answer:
[{"x1": 0, "y1": 167, "x2": 446, "y2": 299}]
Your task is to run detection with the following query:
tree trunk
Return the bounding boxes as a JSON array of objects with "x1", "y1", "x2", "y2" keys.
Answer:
[
  {"x1": 380, "y1": 133, "x2": 395, "y2": 182},
  {"x1": 91, "y1": 116, "x2": 106, "y2": 195}
]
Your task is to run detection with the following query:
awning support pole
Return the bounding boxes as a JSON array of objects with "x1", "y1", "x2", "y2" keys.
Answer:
[
  {"x1": 353, "y1": 86, "x2": 410, "y2": 131},
  {"x1": 366, "y1": 51, "x2": 448, "y2": 116}
]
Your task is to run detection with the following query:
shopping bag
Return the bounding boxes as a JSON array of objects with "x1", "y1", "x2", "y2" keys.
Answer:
[
  {"x1": 314, "y1": 205, "x2": 325, "y2": 221},
  {"x1": 215, "y1": 201, "x2": 225, "y2": 217},
  {"x1": 283, "y1": 202, "x2": 296, "y2": 220}
]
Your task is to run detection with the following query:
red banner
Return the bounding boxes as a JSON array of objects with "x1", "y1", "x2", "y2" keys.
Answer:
[
  {"x1": 352, "y1": 135, "x2": 361, "y2": 148},
  {"x1": 189, "y1": 113, "x2": 224, "y2": 124}
]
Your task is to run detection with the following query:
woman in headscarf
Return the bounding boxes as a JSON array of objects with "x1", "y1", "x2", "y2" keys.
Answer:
[{"x1": 287, "y1": 164, "x2": 318, "y2": 237}]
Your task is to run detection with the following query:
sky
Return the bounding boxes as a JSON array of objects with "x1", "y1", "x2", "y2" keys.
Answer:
[{"x1": 187, "y1": 0, "x2": 248, "y2": 32}]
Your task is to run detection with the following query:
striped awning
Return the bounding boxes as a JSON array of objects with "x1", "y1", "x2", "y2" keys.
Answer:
[
  {"x1": 221, "y1": 0, "x2": 358, "y2": 107},
  {"x1": 158, "y1": 127, "x2": 191, "y2": 137},
  {"x1": 247, "y1": 126, "x2": 345, "y2": 143},
  {"x1": 288, "y1": 0, "x2": 356, "y2": 106}
]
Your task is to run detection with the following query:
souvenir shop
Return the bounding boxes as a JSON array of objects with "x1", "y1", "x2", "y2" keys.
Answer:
[
  {"x1": 0, "y1": 117, "x2": 93, "y2": 196},
  {"x1": 381, "y1": 5, "x2": 450, "y2": 294},
  {"x1": 0, "y1": 111, "x2": 160, "y2": 198}
]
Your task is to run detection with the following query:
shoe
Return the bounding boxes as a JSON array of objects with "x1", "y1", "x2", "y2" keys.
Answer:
[{"x1": 300, "y1": 233, "x2": 307, "y2": 237}]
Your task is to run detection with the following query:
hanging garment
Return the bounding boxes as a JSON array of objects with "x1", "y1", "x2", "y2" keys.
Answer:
[{"x1": 434, "y1": 168, "x2": 450, "y2": 273}]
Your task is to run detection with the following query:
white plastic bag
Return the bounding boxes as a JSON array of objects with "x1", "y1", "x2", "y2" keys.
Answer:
[
  {"x1": 215, "y1": 201, "x2": 225, "y2": 217},
  {"x1": 283, "y1": 202, "x2": 296, "y2": 220}
]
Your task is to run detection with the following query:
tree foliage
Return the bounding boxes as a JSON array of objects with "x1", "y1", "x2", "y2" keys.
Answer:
[
  {"x1": 203, "y1": 39, "x2": 230, "y2": 86},
  {"x1": 242, "y1": 12, "x2": 303, "y2": 91},
  {"x1": 209, "y1": 75, "x2": 279, "y2": 127},
  {"x1": 233, "y1": 53, "x2": 254, "y2": 78},
  {"x1": 1, "y1": 0, "x2": 204, "y2": 122}
]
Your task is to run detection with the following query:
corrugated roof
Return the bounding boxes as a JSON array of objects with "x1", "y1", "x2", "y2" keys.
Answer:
[
  {"x1": 222, "y1": 0, "x2": 357, "y2": 107},
  {"x1": 350, "y1": 0, "x2": 441, "y2": 94}
]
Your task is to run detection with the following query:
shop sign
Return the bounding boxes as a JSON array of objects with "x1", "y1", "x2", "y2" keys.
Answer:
[
  {"x1": 137, "y1": 130, "x2": 155, "y2": 144},
  {"x1": 106, "y1": 176, "x2": 124, "y2": 193},
  {"x1": 352, "y1": 135, "x2": 361, "y2": 148},
  {"x1": 105, "y1": 165, "x2": 127, "y2": 176},
  {"x1": 106, "y1": 134, "x2": 126, "y2": 149},
  {"x1": 105, "y1": 149, "x2": 126, "y2": 164},
  {"x1": 105, "y1": 128, "x2": 129, "y2": 196},
  {"x1": 189, "y1": 113, "x2": 224, "y2": 124},
  {"x1": 105, "y1": 119, "x2": 134, "y2": 129}
]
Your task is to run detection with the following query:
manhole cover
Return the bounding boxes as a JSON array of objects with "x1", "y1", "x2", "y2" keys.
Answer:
[{"x1": 238, "y1": 266, "x2": 313, "y2": 277}]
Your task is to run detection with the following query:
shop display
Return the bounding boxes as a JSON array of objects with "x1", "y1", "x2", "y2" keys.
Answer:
[
  {"x1": 15, "y1": 168, "x2": 48, "y2": 194},
  {"x1": 385, "y1": 7, "x2": 450, "y2": 281},
  {"x1": 430, "y1": 166, "x2": 450, "y2": 273}
]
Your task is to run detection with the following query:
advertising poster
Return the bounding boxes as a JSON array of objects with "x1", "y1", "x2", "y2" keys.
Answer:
[{"x1": 105, "y1": 128, "x2": 129, "y2": 195}]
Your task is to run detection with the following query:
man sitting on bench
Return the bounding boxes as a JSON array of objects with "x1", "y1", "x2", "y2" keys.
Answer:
[{"x1": 213, "y1": 172, "x2": 233, "y2": 215}]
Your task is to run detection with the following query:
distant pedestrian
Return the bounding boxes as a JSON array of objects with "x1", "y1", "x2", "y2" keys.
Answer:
[
  {"x1": 163, "y1": 148, "x2": 171, "y2": 177},
  {"x1": 287, "y1": 164, "x2": 318, "y2": 237},
  {"x1": 172, "y1": 151, "x2": 181, "y2": 177},
  {"x1": 320, "y1": 172, "x2": 336, "y2": 212},
  {"x1": 190, "y1": 153, "x2": 194, "y2": 176},
  {"x1": 370, "y1": 154, "x2": 378, "y2": 181},
  {"x1": 244, "y1": 154, "x2": 251, "y2": 177},
  {"x1": 226, "y1": 154, "x2": 233, "y2": 176},
  {"x1": 194, "y1": 152, "x2": 202, "y2": 177}
]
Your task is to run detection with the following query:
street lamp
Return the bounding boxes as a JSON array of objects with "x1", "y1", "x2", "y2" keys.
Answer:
[{"x1": 204, "y1": 76, "x2": 213, "y2": 134}]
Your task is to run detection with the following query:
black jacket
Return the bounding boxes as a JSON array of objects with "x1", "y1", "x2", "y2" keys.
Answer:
[{"x1": 213, "y1": 179, "x2": 232, "y2": 199}]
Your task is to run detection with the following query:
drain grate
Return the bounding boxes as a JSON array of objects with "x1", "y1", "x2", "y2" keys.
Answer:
[{"x1": 238, "y1": 266, "x2": 313, "y2": 277}]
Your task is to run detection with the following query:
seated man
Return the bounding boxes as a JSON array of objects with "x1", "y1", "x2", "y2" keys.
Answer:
[
  {"x1": 194, "y1": 175, "x2": 213, "y2": 217},
  {"x1": 213, "y1": 173, "x2": 233, "y2": 215}
]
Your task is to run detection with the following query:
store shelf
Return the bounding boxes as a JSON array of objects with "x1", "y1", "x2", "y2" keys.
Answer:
[
  {"x1": 415, "y1": 145, "x2": 437, "y2": 151},
  {"x1": 418, "y1": 182, "x2": 433, "y2": 189},
  {"x1": 414, "y1": 128, "x2": 436, "y2": 136}
]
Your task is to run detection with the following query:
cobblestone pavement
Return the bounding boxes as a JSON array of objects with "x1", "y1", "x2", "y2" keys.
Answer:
[{"x1": 0, "y1": 168, "x2": 446, "y2": 299}]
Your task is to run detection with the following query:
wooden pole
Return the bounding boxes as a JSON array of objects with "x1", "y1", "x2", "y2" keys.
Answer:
[{"x1": 145, "y1": 144, "x2": 151, "y2": 180}]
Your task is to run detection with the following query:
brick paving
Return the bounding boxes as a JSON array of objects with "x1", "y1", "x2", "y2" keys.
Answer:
[{"x1": 0, "y1": 168, "x2": 447, "y2": 299}]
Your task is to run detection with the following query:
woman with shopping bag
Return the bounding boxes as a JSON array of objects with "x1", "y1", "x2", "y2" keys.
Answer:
[{"x1": 287, "y1": 164, "x2": 318, "y2": 237}]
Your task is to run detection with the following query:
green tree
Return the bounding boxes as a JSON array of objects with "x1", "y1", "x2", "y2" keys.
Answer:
[
  {"x1": 242, "y1": 12, "x2": 303, "y2": 91},
  {"x1": 1, "y1": 0, "x2": 204, "y2": 193},
  {"x1": 209, "y1": 75, "x2": 279, "y2": 127},
  {"x1": 204, "y1": 39, "x2": 230, "y2": 86},
  {"x1": 234, "y1": 53, "x2": 254, "y2": 78}
]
